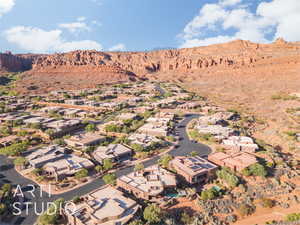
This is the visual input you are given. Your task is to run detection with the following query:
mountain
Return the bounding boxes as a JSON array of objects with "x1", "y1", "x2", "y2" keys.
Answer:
[
  {"x1": 1, "y1": 38, "x2": 300, "y2": 147},
  {"x1": 1, "y1": 38, "x2": 300, "y2": 97}
]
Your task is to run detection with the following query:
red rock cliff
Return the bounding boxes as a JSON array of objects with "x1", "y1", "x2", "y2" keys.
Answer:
[{"x1": 0, "y1": 52, "x2": 34, "y2": 73}]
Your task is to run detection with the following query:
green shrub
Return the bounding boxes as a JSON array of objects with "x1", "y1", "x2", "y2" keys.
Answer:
[
  {"x1": 285, "y1": 213, "x2": 300, "y2": 222},
  {"x1": 37, "y1": 198, "x2": 64, "y2": 225},
  {"x1": 143, "y1": 204, "x2": 162, "y2": 224},
  {"x1": 75, "y1": 168, "x2": 88, "y2": 179},
  {"x1": 201, "y1": 188, "x2": 219, "y2": 200},
  {"x1": 158, "y1": 154, "x2": 173, "y2": 168},
  {"x1": 216, "y1": 168, "x2": 240, "y2": 188},
  {"x1": 103, "y1": 173, "x2": 116, "y2": 185},
  {"x1": 260, "y1": 198, "x2": 275, "y2": 208}
]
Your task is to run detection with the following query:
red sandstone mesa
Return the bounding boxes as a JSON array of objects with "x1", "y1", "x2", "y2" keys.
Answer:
[{"x1": 1, "y1": 39, "x2": 300, "y2": 93}]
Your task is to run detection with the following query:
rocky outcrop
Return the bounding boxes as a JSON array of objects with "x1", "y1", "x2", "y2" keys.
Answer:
[
  {"x1": 5, "y1": 39, "x2": 300, "y2": 93},
  {"x1": 28, "y1": 39, "x2": 300, "y2": 78},
  {"x1": 0, "y1": 51, "x2": 33, "y2": 73}
]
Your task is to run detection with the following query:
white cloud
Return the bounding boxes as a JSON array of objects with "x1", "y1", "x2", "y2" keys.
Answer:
[
  {"x1": 181, "y1": 36, "x2": 235, "y2": 48},
  {"x1": 109, "y1": 43, "x2": 126, "y2": 51},
  {"x1": 219, "y1": 0, "x2": 242, "y2": 7},
  {"x1": 182, "y1": 4, "x2": 227, "y2": 40},
  {"x1": 77, "y1": 16, "x2": 86, "y2": 22},
  {"x1": 58, "y1": 40, "x2": 102, "y2": 52},
  {"x1": 59, "y1": 21, "x2": 90, "y2": 33},
  {"x1": 0, "y1": 0, "x2": 15, "y2": 17},
  {"x1": 179, "y1": 0, "x2": 300, "y2": 48},
  {"x1": 4, "y1": 26, "x2": 103, "y2": 53},
  {"x1": 257, "y1": 0, "x2": 300, "y2": 41}
]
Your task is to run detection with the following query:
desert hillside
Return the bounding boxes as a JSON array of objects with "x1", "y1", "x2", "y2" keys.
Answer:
[
  {"x1": 1, "y1": 38, "x2": 299, "y2": 94},
  {"x1": 1, "y1": 39, "x2": 300, "y2": 147}
]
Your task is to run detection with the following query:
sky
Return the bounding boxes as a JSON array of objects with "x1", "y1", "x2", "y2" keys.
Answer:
[{"x1": 0, "y1": 0, "x2": 299, "y2": 53}]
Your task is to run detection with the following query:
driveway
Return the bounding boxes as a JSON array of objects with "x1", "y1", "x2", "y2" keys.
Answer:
[{"x1": 0, "y1": 113, "x2": 211, "y2": 225}]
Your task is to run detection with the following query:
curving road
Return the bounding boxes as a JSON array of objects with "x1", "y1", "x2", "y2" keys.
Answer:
[{"x1": 0, "y1": 114, "x2": 211, "y2": 225}]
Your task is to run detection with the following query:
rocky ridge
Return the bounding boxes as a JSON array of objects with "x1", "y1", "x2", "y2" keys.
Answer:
[
  {"x1": 0, "y1": 51, "x2": 34, "y2": 73},
  {"x1": 30, "y1": 39, "x2": 300, "y2": 76},
  {"x1": 1, "y1": 39, "x2": 300, "y2": 93}
]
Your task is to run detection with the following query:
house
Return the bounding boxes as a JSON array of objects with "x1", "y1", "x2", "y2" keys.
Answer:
[
  {"x1": 198, "y1": 112, "x2": 236, "y2": 126},
  {"x1": 137, "y1": 123, "x2": 169, "y2": 137},
  {"x1": 65, "y1": 99, "x2": 84, "y2": 105},
  {"x1": 178, "y1": 102, "x2": 201, "y2": 109},
  {"x1": 222, "y1": 136, "x2": 259, "y2": 153},
  {"x1": 0, "y1": 135, "x2": 21, "y2": 147},
  {"x1": 196, "y1": 125, "x2": 235, "y2": 141},
  {"x1": 63, "y1": 109, "x2": 85, "y2": 118},
  {"x1": 133, "y1": 106, "x2": 154, "y2": 114},
  {"x1": 26, "y1": 145, "x2": 67, "y2": 168},
  {"x1": 39, "y1": 106, "x2": 63, "y2": 114},
  {"x1": 117, "y1": 113, "x2": 138, "y2": 121},
  {"x1": 154, "y1": 98, "x2": 178, "y2": 107},
  {"x1": 117, "y1": 165, "x2": 177, "y2": 201},
  {"x1": 44, "y1": 119, "x2": 83, "y2": 137},
  {"x1": 93, "y1": 144, "x2": 132, "y2": 164},
  {"x1": 146, "y1": 117, "x2": 170, "y2": 126},
  {"x1": 23, "y1": 116, "x2": 55, "y2": 125},
  {"x1": 43, "y1": 155, "x2": 94, "y2": 181},
  {"x1": 65, "y1": 133, "x2": 106, "y2": 149},
  {"x1": 208, "y1": 151, "x2": 257, "y2": 172},
  {"x1": 170, "y1": 156, "x2": 218, "y2": 184},
  {"x1": 64, "y1": 186, "x2": 140, "y2": 225},
  {"x1": 128, "y1": 133, "x2": 161, "y2": 148},
  {"x1": 0, "y1": 113, "x2": 31, "y2": 123},
  {"x1": 26, "y1": 145, "x2": 94, "y2": 180},
  {"x1": 201, "y1": 106, "x2": 224, "y2": 114}
]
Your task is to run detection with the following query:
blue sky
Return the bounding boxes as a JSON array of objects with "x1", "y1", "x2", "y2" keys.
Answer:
[{"x1": 0, "y1": 0, "x2": 299, "y2": 53}]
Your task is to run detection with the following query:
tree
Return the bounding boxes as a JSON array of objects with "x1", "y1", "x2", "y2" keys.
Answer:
[
  {"x1": 285, "y1": 213, "x2": 300, "y2": 222},
  {"x1": 13, "y1": 157, "x2": 27, "y2": 168},
  {"x1": 103, "y1": 158, "x2": 114, "y2": 171},
  {"x1": 181, "y1": 212, "x2": 193, "y2": 225},
  {"x1": 32, "y1": 168, "x2": 43, "y2": 176},
  {"x1": 131, "y1": 143, "x2": 144, "y2": 152},
  {"x1": 53, "y1": 138, "x2": 65, "y2": 146},
  {"x1": 1, "y1": 184, "x2": 11, "y2": 193},
  {"x1": 17, "y1": 130, "x2": 28, "y2": 137},
  {"x1": 37, "y1": 198, "x2": 64, "y2": 225},
  {"x1": 84, "y1": 146, "x2": 96, "y2": 153},
  {"x1": 216, "y1": 168, "x2": 240, "y2": 188},
  {"x1": 249, "y1": 163, "x2": 268, "y2": 177},
  {"x1": 134, "y1": 163, "x2": 144, "y2": 172},
  {"x1": 166, "y1": 136, "x2": 175, "y2": 142},
  {"x1": 72, "y1": 196, "x2": 81, "y2": 204},
  {"x1": 103, "y1": 173, "x2": 116, "y2": 185},
  {"x1": 95, "y1": 165, "x2": 103, "y2": 174},
  {"x1": 143, "y1": 204, "x2": 162, "y2": 224},
  {"x1": 241, "y1": 167, "x2": 252, "y2": 177},
  {"x1": 201, "y1": 188, "x2": 219, "y2": 200},
  {"x1": 0, "y1": 141, "x2": 29, "y2": 156},
  {"x1": 0, "y1": 203, "x2": 7, "y2": 215},
  {"x1": 190, "y1": 151, "x2": 199, "y2": 157},
  {"x1": 75, "y1": 168, "x2": 88, "y2": 180},
  {"x1": 158, "y1": 154, "x2": 173, "y2": 168},
  {"x1": 85, "y1": 123, "x2": 97, "y2": 132},
  {"x1": 30, "y1": 122, "x2": 42, "y2": 129}
]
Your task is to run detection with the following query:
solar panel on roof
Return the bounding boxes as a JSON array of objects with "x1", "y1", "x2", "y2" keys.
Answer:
[{"x1": 189, "y1": 158, "x2": 197, "y2": 163}]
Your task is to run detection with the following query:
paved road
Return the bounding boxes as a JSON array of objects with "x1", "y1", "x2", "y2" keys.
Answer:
[{"x1": 0, "y1": 114, "x2": 211, "y2": 225}]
